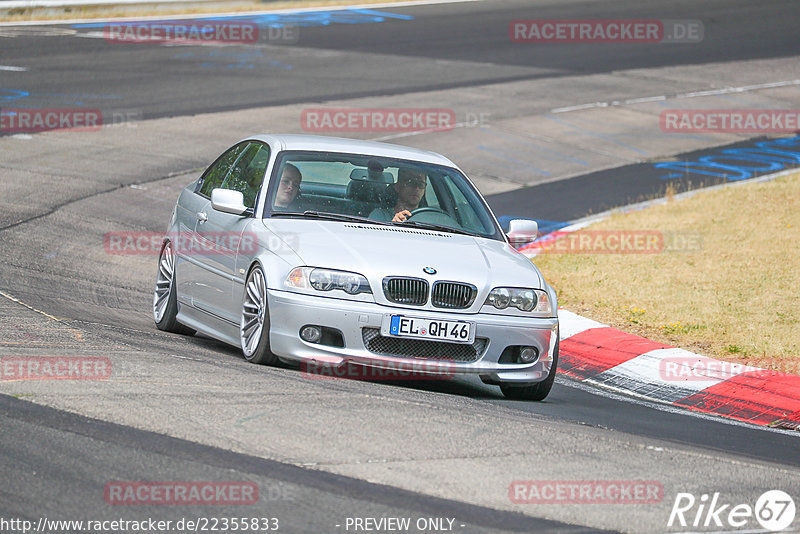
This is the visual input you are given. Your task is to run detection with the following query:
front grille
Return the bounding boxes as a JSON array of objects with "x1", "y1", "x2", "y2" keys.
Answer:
[
  {"x1": 383, "y1": 277, "x2": 428, "y2": 306},
  {"x1": 431, "y1": 281, "x2": 477, "y2": 309},
  {"x1": 362, "y1": 328, "x2": 487, "y2": 362}
]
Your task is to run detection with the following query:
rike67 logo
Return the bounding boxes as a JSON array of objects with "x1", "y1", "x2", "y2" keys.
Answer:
[{"x1": 668, "y1": 490, "x2": 795, "y2": 531}]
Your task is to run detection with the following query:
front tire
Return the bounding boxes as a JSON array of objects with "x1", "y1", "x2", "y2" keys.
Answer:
[
  {"x1": 500, "y1": 338, "x2": 559, "y2": 401},
  {"x1": 240, "y1": 265, "x2": 278, "y2": 365},
  {"x1": 153, "y1": 240, "x2": 195, "y2": 335}
]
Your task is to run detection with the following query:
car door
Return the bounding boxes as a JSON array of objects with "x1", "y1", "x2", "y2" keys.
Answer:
[
  {"x1": 179, "y1": 141, "x2": 249, "y2": 313},
  {"x1": 172, "y1": 186, "x2": 210, "y2": 308},
  {"x1": 190, "y1": 142, "x2": 270, "y2": 324}
]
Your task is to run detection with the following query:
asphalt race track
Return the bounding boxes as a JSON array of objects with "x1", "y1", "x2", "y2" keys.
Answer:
[{"x1": 1, "y1": 1, "x2": 799, "y2": 533}]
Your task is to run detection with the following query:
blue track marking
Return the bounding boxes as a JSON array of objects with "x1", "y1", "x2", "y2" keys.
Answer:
[
  {"x1": 71, "y1": 9, "x2": 414, "y2": 29},
  {"x1": 0, "y1": 89, "x2": 29, "y2": 100},
  {"x1": 0, "y1": 90, "x2": 121, "y2": 107},
  {"x1": 655, "y1": 136, "x2": 800, "y2": 181}
]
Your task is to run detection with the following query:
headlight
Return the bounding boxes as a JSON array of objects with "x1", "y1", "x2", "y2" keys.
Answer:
[
  {"x1": 285, "y1": 267, "x2": 372, "y2": 296},
  {"x1": 486, "y1": 287, "x2": 511, "y2": 309},
  {"x1": 484, "y1": 287, "x2": 552, "y2": 314}
]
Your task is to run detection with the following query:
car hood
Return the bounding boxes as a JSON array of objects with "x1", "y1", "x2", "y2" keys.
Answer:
[{"x1": 262, "y1": 219, "x2": 544, "y2": 289}]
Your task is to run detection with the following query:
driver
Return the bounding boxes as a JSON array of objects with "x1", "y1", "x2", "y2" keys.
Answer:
[
  {"x1": 272, "y1": 163, "x2": 302, "y2": 210},
  {"x1": 369, "y1": 168, "x2": 427, "y2": 222}
]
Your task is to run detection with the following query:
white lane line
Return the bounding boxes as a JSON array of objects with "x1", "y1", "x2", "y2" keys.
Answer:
[
  {"x1": 551, "y1": 79, "x2": 800, "y2": 113},
  {"x1": 0, "y1": 65, "x2": 27, "y2": 71},
  {"x1": 678, "y1": 79, "x2": 800, "y2": 98},
  {"x1": 551, "y1": 102, "x2": 609, "y2": 113},
  {"x1": 0, "y1": 290, "x2": 63, "y2": 321},
  {"x1": 624, "y1": 95, "x2": 666, "y2": 104}
]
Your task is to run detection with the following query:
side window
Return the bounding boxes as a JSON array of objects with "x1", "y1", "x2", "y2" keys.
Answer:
[
  {"x1": 221, "y1": 143, "x2": 271, "y2": 209},
  {"x1": 197, "y1": 142, "x2": 248, "y2": 198}
]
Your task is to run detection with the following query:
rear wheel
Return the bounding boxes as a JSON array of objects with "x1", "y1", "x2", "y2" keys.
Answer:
[
  {"x1": 240, "y1": 265, "x2": 278, "y2": 365},
  {"x1": 500, "y1": 338, "x2": 559, "y2": 401},
  {"x1": 153, "y1": 241, "x2": 195, "y2": 335}
]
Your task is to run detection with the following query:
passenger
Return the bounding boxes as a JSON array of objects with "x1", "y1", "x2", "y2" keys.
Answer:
[
  {"x1": 242, "y1": 166, "x2": 265, "y2": 209},
  {"x1": 273, "y1": 163, "x2": 302, "y2": 210},
  {"x1": 369, "y1": 168, "x2": 427, "y2": 222}
]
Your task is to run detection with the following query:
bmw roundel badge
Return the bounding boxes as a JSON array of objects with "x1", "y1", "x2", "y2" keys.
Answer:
[{"x1": 423, "y1": 267, "x2": 437, "y2": 275}]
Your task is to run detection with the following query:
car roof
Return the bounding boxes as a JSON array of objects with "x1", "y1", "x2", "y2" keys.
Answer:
[{"x1": 244, "y1": 134, "x2": 459, "y2": 168}]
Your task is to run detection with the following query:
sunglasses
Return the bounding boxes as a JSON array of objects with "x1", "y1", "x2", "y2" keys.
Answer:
[{"x1": 399, "y1": 179, "x2": 427, "y2": 188}]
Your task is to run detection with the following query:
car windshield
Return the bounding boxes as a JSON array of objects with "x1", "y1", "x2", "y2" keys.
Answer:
[{"x1": 265, "y1": 151, "x2": 503, "y2": 240}]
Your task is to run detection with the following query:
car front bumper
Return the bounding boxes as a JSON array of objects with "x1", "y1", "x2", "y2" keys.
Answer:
[{"x1": 267, "y1": 289, "x2": 559, "y2": 384}]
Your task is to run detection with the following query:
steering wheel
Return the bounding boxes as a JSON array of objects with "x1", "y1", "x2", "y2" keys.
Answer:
[
  {"x1": 405, "y1": 207, "x2": 459, "y2": 226},
  {"x1": 407, "y1": 207, "x2": 449, "y2": 219}
]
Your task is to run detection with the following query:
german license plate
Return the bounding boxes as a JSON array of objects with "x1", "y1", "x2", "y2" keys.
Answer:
[{"x1": 383, "y1": 315, "x2": 475, "y2": 344}]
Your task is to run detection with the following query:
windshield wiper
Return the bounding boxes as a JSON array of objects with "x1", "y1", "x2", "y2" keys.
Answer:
[
  {"x1": 271, "y1": 211, "x2": 392, "y2": 225},
  {"x1": 394, "y1": 220, "x2": 480, "y2": 237},
  {"x1": 272, "y1": 211, "x2": 479, "y2": 236}
]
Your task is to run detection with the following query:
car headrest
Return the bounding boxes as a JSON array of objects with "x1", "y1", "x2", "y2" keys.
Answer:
[{"x1": 347, "y1": 180, "x2": 391, "y2": 203}]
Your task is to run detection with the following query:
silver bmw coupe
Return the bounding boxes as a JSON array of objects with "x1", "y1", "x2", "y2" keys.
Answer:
[{"x1": 154, "y1": 134, "x2": 559, "y2": 400}]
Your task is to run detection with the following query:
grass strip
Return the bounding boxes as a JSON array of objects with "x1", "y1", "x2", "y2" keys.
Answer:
[{"x1": 534, "y1": 171, "x2": 800, "y2": 374}]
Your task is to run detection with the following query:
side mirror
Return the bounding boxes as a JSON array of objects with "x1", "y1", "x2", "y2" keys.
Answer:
[
  {"x1": 507, "y1": 219, "x2": 539, "y2": 246},
  {"x1": 211, "y1": 188, "x2": 249, "y2": 216}
]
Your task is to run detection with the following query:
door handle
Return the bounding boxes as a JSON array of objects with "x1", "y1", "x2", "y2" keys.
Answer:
[{"x1": 196, "y1": 211, "x2": 208, "y2": 223}]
